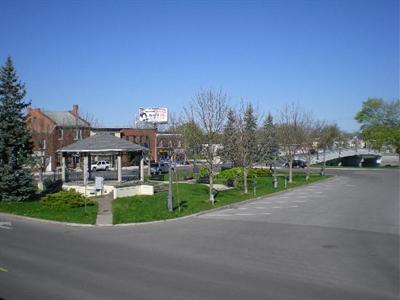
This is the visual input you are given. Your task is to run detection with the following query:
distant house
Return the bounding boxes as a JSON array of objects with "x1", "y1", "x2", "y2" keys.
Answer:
[{"x1": 27, "y1": 105, "x2": 91, "y2": 171}]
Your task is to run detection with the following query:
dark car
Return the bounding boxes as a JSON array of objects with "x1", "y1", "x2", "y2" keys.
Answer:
[
  {"x1": 284, "y1": 160, "x2": 307, "y2": 168},
  {"x1": 150, "y1": 162, "x2": 170, "y2": 175}
]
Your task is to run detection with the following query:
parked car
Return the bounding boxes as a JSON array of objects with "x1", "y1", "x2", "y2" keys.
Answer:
[
  {"x1": 284, "y1": 160, "x2": 307, "y2": 168},
  {"x1": 150, "y1": 162, "x2": 170, "y2": 175},
  {"x1": 91, "y1": 160, "x2": 110, "y2": 171}
]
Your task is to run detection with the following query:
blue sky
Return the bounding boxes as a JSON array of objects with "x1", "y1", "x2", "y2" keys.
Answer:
[{"x1": 0, "y1": 0, "x2": 398, "y2": 131}]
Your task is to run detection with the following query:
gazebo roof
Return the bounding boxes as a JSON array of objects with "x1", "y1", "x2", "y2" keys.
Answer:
[{"x1": 59, "y1": 133, "x2": 148, "y2": 153}]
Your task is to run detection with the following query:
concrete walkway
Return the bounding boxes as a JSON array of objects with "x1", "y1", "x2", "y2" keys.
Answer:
[{"x1": 95, "y1": 193, "x2": 114, "y2": 226}]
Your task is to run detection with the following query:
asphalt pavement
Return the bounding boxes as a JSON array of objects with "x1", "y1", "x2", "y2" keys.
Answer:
[{"x1": 0, "y1": 169, "x2": 398, "y2": 300}]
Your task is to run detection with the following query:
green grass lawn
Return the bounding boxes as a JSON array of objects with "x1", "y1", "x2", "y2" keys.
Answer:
[
  {"x1": 0, "y1": 201, "x2": 98, "y2": 224},
  {"x1": 113, "y1": 173, "x2": 332, "y2": 224}
]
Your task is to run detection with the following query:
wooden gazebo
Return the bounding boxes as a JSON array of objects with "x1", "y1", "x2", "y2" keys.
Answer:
[{"x1": 59, "y1": 133, "x2": 148, "y2": 184}]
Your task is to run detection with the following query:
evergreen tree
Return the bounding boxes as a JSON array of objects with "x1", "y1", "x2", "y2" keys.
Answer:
[
  {"x1": 259, "y1": 113, "x2": 278, "y2": 164},
  {"x1": 222, "y1": 108, "x2": 239, "y2": 166},
  {"x1": 0, "y1": 56, "x2": 35, "y2": 201},
  {"x1": 239, "y1": 103, "x2": 258, "y2": 193}
]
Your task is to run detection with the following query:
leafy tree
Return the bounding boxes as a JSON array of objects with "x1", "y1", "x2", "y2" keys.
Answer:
[
  {"x1": 318, "y1": 123, "x2": 340, "y2": 172},
  {"x1": 0, "y1": 57, "x2": 35, "y2": 201},
  {"x1": 221, "y1": 108, "x2": 239, "y2": 166},
  {"x1": 175, "y1": 120, "x2": 204, "y2": 161},
  {"x1": 355, "y1": 98, "x2": 400, "y2": 162}
]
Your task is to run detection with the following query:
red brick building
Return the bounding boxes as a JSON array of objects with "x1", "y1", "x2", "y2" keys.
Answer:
[{"x1": 27, "y1": 105, "x2": 91, "y2": 171}]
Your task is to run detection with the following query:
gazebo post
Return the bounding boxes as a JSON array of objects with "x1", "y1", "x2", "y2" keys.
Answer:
[
  {"x1": 83, "y1": 154, "x2": 89, "y2": 185},
  {"x1": 140, "y1": 151, "x2": 145, "y2": 182},
  {"x1": 88, "y1": 153, "x2": 92, "y2": 180},
  {"x1": 117, "y1": 152, "x2": 122, "y2": 182},
  {"x1": 61, "y1": 154, "x2": 66, "y2": 182}
]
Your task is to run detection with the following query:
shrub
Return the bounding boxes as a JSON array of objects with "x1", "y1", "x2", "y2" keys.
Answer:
[
  {"x1": 248, "y1": 168, "x2": 272, "y2": 178},
  {"x1": 40, "y1": 190, "x2": 95, "y2": 208},
  {"x1": 199, "y1": 166, "x2": 209, "y2": 177},
  {"x1": 215, "y1": 167, "x2": 242, "y2": 181},
  {"x1": 215, "y1": 167, "x2": 271, "y2": 187}
]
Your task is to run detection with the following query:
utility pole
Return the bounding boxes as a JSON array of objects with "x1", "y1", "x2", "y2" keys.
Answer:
[
  {"x1": 167, "y1": 156, "x2": 173, "y2": 212},
  {"x1": 273, "y1": 152, "x2": 278, "y2": 188}
]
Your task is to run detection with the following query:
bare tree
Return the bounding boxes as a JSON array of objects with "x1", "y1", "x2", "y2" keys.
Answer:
[
  {"x1": 27, "y1": 116, "x2": 54, "y2": 191},
  {"x1": 189, "y1": 89, "x2": 228, "y2": 204},
  {"x1": 301, "y1": 117, "x2": 320, "y2": 181},
  {"x1": 81, "y1": 111, "x2": 101, "y2": 128},
  {"x1": 276, "y1": 104, "x2": 310, "y2": 183}
]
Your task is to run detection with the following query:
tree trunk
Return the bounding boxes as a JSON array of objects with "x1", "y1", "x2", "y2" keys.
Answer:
[
  {"x1": 323, "y1": 148, "x2": 326, "y2": 170},
  {"x1": 289, "y1": 158, "x2": 293, "y2": 183},
  {"x1": 38, "y1": 167, "x2": 44, "y2": 191},
  {"x1": 209, "y1": 169, "x2": 214, "y2": 205},
  {"x1": 243, "y1": 168, "x2": 248, "y2": 194}
]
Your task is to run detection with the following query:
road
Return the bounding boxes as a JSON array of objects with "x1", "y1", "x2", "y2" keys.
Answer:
[{"x1": 0, "y1": 169, "x2": 399, "y2": 300}]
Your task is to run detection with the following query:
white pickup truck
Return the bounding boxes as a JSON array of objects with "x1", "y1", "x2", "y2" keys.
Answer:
[{"x1": 91, "y1": 160, "x2": 110, "y2": 171}]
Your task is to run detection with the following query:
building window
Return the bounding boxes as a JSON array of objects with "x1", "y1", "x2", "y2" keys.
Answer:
[
  {"x1": 58, "y1": 128, "x2": 64, "y2": 140},
  {"x1": 74, "y1": 129, "x2": 82, "y2": 140}
]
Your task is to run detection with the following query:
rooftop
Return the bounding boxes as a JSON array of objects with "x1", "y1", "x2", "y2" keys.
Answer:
[
  {"x1": 43, "y1": 111, "x2": 90, "y2": 128},
  {"x1": 59, "y1": 133, "x2": 148, "y2": 153}
]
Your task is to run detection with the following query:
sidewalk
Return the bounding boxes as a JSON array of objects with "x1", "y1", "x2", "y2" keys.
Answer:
[{"x1": 95, "y1": 193, "x2": 114, "y2": 226}]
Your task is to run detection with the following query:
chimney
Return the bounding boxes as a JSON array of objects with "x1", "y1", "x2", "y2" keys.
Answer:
[{"x1": 71, "y1": 104, "x2": 79, "y2": 116}]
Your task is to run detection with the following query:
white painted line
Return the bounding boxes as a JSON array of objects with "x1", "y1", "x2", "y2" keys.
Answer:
[
  {"x1": 235, "y1": 213, "x2": 254, "y2": 216},
  {"x1": 208, "y1": 214, "x2": 231, "y2": 217},
  {"x1": 260, "y1": 212, "x2": 272, "y2": 215},
  {"x1": 292, "y1": 200, "x2": 306, "y2": 203},
  {"x1": 238, "y1": 207, "x2": 248, "y2": 210},
  {"x1": 0, "y1": 221, "x2": 12, "y2": 230},
  {"x1": 255, "y1": 207, "x2": 266, "y2": 209},
  {"x1": 289, "y1": 205, "x2": 299, "y2": 208},
  {"x1": 298, "y1": 196, "x2": 307, "y2": 198},
  {"x1": 272, "y1": 206, "x2": 281, "y2": 208}
]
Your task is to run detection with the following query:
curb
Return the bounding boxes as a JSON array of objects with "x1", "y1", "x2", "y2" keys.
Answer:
[
  {"x1": 0, "y1": 175, "x2": 335, "y2": 228},
  {"x1": 0, "y1": 212, "x2": 95, "y2": 227}
]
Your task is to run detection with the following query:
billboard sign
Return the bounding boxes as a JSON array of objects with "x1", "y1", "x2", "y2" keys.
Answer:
[{"x1": 139, "y1": 107, "x2": 168, "y2": 124}]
